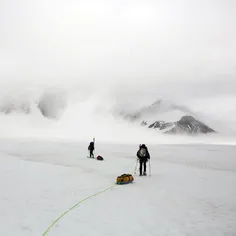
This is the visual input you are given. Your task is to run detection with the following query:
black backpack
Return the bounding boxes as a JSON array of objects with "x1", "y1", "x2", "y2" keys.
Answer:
[{"x1": 88, "y1": 142, "x2": 94, "y2": 150}]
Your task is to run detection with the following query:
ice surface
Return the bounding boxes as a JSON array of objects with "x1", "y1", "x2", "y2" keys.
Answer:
[{"x1": 0, "y1": 140, "x2": 235, "y2": 236}]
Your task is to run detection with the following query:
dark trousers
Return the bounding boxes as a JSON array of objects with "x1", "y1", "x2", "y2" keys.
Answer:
[
  {"x1": 139, "y1": 159, "x2": 147, "y2": 175},
  {"x1": 89, "y1": 150, "x2": 94, "y2": 158}
]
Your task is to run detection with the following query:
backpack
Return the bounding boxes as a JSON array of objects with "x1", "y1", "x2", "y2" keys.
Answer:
[
  {"x1": 139, "y1": 148, "x2": 147, "y2": 157},
  {"x1": 88, "y1": 142, "x2": 94, "y2": 150}
]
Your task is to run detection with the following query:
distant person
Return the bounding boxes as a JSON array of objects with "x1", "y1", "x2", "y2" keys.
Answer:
[
  {"x1": 88, "y1": 141, "x2": 95, "y2": 158},
  {"x1": 137, "y1": 144, "x2": 150, "y2": 176}
]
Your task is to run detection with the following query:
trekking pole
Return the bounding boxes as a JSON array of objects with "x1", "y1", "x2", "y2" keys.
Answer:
[
  {"x1": 149, "y1": 159, "x2": 151, "y2": 176},
  {"x1": 134, "y1": 158, "x2": 138, "y2": 175}
]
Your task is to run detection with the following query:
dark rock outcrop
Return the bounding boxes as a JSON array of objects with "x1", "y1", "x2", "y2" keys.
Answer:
[
  {"x1": 147, "y1": 116, "x2": 216, "y2": 134},
  {"x1": 148, "y1": 121, "x2": 173, "y2": 130}
]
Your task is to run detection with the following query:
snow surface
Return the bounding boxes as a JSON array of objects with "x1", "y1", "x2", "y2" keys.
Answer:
[{"x1": 0, "y1": 139, "x2": 236, "y2": 236}]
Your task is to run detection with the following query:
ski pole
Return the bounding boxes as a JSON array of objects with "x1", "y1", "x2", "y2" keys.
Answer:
[{"x1": 149, "y1": 159, "x2": 151, "y2": 176}]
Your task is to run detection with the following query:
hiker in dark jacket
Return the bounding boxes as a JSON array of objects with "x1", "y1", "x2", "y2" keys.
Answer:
[
  {"x1": 88, "y1": 141, "x2": 95, "y2": 158},
  {"x1": 137, "y1": 144, "x2": 150, "y2": 176}
]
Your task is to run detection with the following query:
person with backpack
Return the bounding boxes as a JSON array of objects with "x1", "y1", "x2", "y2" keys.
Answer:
[
  {"x1": 137, "y1": 144, "x2": 150, "y2": 176},
  {"x1": 88, "y1": 141, "x2": 95, "y2": 158}
]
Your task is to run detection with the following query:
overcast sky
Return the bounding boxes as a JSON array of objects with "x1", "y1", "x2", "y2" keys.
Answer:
[{"x1": 0, "y1": 0, "x2": 236, "y2": 103}]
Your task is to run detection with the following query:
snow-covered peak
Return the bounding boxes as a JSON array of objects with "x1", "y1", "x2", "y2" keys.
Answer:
[{"x1": 123, "y1": 99, "x2": 195, "y2": 124}]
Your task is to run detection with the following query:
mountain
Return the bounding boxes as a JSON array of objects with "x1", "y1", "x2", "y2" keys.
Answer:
[
  {"x1": 144, "y1": 116, "x2": 216, "y2": 134},
  {"x1": 122, "y1": 100, "x2": 216, "y2": 135},
  {"x1": 124, "y1": 99, "x2": 194, "y2": 122}
]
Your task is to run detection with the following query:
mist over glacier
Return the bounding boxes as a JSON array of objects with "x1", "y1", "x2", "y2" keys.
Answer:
[{"x1": 0, "y1": 0, "x2": 236, "y2": 144}]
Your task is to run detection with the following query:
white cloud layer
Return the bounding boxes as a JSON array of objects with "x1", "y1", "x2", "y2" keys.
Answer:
[{"x1": 0, "y1": 0, "x2": 236, "y2": 143}]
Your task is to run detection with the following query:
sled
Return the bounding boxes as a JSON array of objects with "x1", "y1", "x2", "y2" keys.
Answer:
[
  {"x1": 87, "y1": 155, "x2": 104, "y2": 161},
  {"x1": 116, "y1": 174, "x2": 134, "y2": 185}
]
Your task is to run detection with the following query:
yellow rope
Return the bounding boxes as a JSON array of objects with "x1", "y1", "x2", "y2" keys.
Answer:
[
  {"x1": 42, "y1": 160, "x2": 136, "y2": 236},
  {"x1": 42, "y1": 184, "x2": 116, "y2": 236}
]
